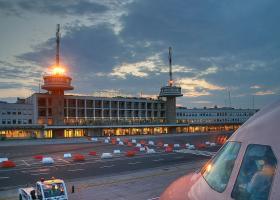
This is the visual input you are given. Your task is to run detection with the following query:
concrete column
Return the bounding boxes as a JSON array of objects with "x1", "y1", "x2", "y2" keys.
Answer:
[
  {"x1": 75, "y1": 99, "x2": 78, "y2": 121},
  {"x1": 109, "y1": 101, "x2": 112, "y2": 120},
  {"x1": 84, "y1": 99, "x2": 87, "y2": 118},
  {"x1": 166, "y1": 97, "x2": 176, "y2": 124},
  {"x1": 93, "y1": 100, "x2": 95, "y2": 120},
  {"x1": 101, "y1": 100, "x2": 104, "y2": 119},
  {"x1": 117, "y1": 101, "x2": 120, "y2": 120}
]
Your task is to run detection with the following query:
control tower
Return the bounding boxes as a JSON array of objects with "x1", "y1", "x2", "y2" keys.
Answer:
[
  {"x1": 41, "y1": 24, "x2": 73, "y2": 126},
  {"x1": 159, "y1": 47, "x2": 183, "y2": 124}
]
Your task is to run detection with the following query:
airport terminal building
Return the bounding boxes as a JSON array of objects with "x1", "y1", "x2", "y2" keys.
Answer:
[
  {"x1": 0, "y1": 62, "x2": 258, "y2": 139},
  {"x1": 0, "y1": 28, "x2": 258, "y2": 139},
  {"x1": 0, "y1": 83, "x2": 258, "y2": 139}
]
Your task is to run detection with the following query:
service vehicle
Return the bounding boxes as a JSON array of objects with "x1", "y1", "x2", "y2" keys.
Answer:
[{"x1": 18, "y1": 178, "x2": 68, "y2": 200}]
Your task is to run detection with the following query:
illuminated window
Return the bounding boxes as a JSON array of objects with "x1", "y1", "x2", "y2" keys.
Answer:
[
  {"x1": 201, "y1": 141, "x2": 241, "y2": 193},
  {"x1": 231, "y1": 144, "x2": 277, "y2": 200}
]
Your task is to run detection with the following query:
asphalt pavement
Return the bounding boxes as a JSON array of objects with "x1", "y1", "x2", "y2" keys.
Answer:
[{"x1": 0, "y1": 133, "x2": 228, "y2": 196}]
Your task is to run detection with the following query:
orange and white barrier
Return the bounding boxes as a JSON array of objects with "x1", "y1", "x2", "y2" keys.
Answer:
[
  {"x1": 165, "y1": 147, "x2": 173, "y2": 153},
  {"x1": 146, "y1": 148, "x2": 156, "y2": 154},
  {"x1": 91, "y1": 138, "x2": 98, "y2": 142},
  {"x1": 42, "y1": 157, "x2": 54, "y2": 164},
  {"x1": 1, "y1": 160, "x2": 16, "y2": 168},
  {"x1": 101, "y1": 153, "x2": 113, "y2": 159},
  {"x1": 210, "y1": 142, "x2": 216, "y2": 147},
  {"x1": 113, "y1": 150, "x2": 121, "y2": 154},
  {"x1": 139, "y1": 147, "x2": 146, "y2": 152},
  {"x1": 64, "y1": 153, "x2": 72, "y2": 158},
  {"x1": 136, "y1": 143, "x2": 142, "y2": 148},
  {"x1": 0, "y1": 158, "x2": 8, "y2": 163},
  {"x1": 157, "y1": 142, "x2": 164, "y2": 147},
  {"x1": 88, "y1": 151, "x2": 97, "y2": 156},
  {"x1": 73, "y1": 154, "x2": 85, "y2": 161},
  {"x1": 140, "y1": 140, "x2": 146, "y2": 145},
  {"x1": 197, "y1": 143, "x2": 206, "y2": 149},
  {"x1": 126, "y1": 151, "x2": 136, "y2": 157},
  {"x1": 188, "y1": 145, "x2": 195, "y2": 150},
  {"x1": 124, "y1": 138, "x2": 129, "y2": 143},
  {"x1": 33, "y1": 155, "x2": 44, "y2": 160}
]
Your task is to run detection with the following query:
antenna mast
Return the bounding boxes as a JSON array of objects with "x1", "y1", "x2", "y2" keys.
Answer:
[
  {"x1": 56, "y1": 24, "x2": 60, "y2": 66},
  {"x1": 168, "y1": 47, "x2": 173, "y2": 86},
  {"x1": 228, "y1": 89, "x2": 232, "y2": 107}
]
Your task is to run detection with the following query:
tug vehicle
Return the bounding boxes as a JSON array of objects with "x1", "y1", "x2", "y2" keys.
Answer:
[{"x1": 18, "y1": 178, "x2": 68, "y2": 200}]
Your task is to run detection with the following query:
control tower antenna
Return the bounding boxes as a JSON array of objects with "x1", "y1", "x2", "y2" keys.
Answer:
[
  {"x1": 56, "y1": 24, "x2": 60, "y2": 66},
  {"x1": 168, "y1": 47, "x2": 173, "y2": 86}
]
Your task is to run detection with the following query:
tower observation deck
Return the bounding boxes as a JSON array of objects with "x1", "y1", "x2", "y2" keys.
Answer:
[
  {"x1": 41, "y1": 24, "x2": 73, "y2": 128},
  {"x1": 159, "y1": 47, "x2": 183, "y2": 124}
]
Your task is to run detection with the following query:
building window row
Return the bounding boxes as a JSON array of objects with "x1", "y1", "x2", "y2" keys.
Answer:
[
  {"x1": 64, "y1": 99, "x2": 164, "y2": 110},
  {"x1": 177, "y1": 111, "x2": 255, "y2": 117},
  {"x1": 1, "y1": 111, "x2": 32, "y2": 115},
  {"x1": 1, "y1": 119, "x2": 32, "y2": 125}
]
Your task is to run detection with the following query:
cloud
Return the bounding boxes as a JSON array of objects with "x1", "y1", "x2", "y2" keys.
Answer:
[
  {"x1": 0, "y1": 87, "x2": 34, "y2": 99},
  {"x1": 110, "y1": 54, "x2": 161, "y2": 79},
  {"x1": 178, "y1": 78, "x2": 225, "y2": 97},
  {"x1": 254, "y1": 90, "x2": 276, "y2": 96},
  {"x1": 0, "y1": 60, "x2": 42, "y2": 90},
  {"x1": 0, "y1": 0, "x2": 107, "y2": 17},
  {"x1": 250, "y1": 85, "x2": 261, "y2": 89},
  {"x1": 1, "y1": 0, "x2": 280, "y2": 109}
]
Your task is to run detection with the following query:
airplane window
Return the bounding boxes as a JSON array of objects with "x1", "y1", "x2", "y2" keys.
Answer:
[
  {"x1": 231, "y1": 144, "x2": 277, "y2": 200},
  {"x1": 201, "y1": 141, "x2": 241, "y2": 193}
]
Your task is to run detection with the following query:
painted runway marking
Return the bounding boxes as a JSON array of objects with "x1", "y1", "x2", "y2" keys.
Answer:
[
  {"x1": 153, "y1": 158, "x2": 164, "y2": 162},
  {"x1": 0, "y1": 177, "x2": 9, "y2": 179},
  {"x1": 22, "y1": 160, "x2": 30, "y2": 166},
  {"x1": 31, "y1": 172, "x2": 49, "y2": 176},
  {"x1": 100, "y1": 164, "x2": 115, "y2": 168},
  {"x1": 68, "y1": 168, "x2": 84, "y2": 172},
  {"x1": 128, "y1": 161, "x2": 142, "y2": 165},
  {"x1": 175, "y1": 149, "x2": 216, "y2": 157},
  {"x1": 58, "y1": 158, "x2": 70, "y2": 164},
  {"x1": 147, "y1": 197, "x2": 160, "y2": 200}
]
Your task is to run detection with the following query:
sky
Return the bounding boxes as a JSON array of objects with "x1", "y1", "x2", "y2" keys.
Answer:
[{"x1": 0, "y1": 0, "x2": 279, "y2": 109}]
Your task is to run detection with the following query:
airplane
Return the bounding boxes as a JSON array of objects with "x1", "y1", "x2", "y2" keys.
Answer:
[{"x1": 160, "y1": 99, "x2": 280, "y2": 200}]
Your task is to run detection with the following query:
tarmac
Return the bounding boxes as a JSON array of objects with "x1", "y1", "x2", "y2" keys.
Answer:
[{"x1": 0, "y1": 160, "x2": 206, "y2": 200}]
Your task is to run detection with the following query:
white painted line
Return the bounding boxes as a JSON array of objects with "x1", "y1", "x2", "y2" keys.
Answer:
[
  {"x1": 22, "y1": 160, "x2": 30, "y2": 166},
  {"x1": 0, "y1": 177, "x2": 9, "y2": 179},
  {"x1": 31, "y1": 172, "x2": 49, "y2": 176},
  {"x1": 153, "y1": 158, "x2": 164, "y2": 162},
  {"x1": 100, "y1": 164, "x2": 115, "y2": 168},
  {"x1": 128, "y1": 161, "x2": 142, "y2": 165},
  {"x1": 58, "y1": 158, "x2": 70, "y2": 164},
  {"x1": 68, "y1": 168, "x2": 84, "y2": 172},
  {"x1": 147, "y1": 197, "x2": 160, "y2": 200}
]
